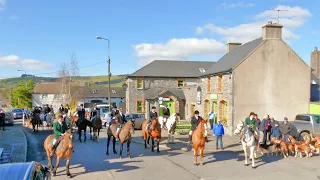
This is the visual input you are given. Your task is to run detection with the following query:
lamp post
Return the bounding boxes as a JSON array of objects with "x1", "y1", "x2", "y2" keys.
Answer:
[
  {"x1": 17, "y1": 69, "x2": 27, "y2": 85},
  {"x1": 96, "y1": 36, "x2": 111, "y2": 111}
]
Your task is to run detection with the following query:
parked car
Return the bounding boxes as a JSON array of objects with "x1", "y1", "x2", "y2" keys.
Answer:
[
  {"x1": 4, "y1": 112, "x2": 14, "y2": 126},
  {"x1": 11, "y1": 108, "x2": 23, "y2": 119},
  {"x1": 97, "y1": 104, "x2": 110, "y2": 111},
  {"x1": 291, "y1": 114, "x2": 320, "y2": 141},
  {"x1": 0, "y1": 161, "x2": 51, "y2": 180},
  {"x1": 101, "y1": 111, "x2": 112, "y2": 128},
  {"x1": 125, "y1": 113, "x2": 146, "y2": 129}
]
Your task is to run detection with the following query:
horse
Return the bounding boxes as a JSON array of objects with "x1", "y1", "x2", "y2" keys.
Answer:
[
  {"x1": 142, "y1": 118, "x2": 161, "y2": 153},
  {"x1": 106, "y1": 123, "x2": 118, "y2": 156},
  {"x1": 106, "y1": 121, "x2": 135, "y2": 158},
  {"x1": 158, "y1": 113, "x2": 180, "y2": 144},
  {"x1": 31, "y1": 113, "x2": 41, "y2": 132},
  {"x1": 192, "y1": 119, "x2": 207, "y2": 166},
  {"x1": 76, "y1": 116, "x2": 90, "y2": 143},
  {"x1": 234, "y1": 120, "x2": 260, "y2": 169},
  {"x1": 88, "y1": 116, "x2": 102, "y2": 142},
  {"x1": 44, "y1": 130, "x2": 74, "y2": 178}
]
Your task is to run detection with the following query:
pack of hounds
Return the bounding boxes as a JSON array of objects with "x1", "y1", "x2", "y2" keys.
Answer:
[{"x1": 258, "y1": 136, "x2": 320, "y2": 158}]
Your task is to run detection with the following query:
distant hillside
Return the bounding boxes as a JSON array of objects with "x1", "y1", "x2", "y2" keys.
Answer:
[{"x1": 0, "y1": 75, "x2": 127, "y2": 92}]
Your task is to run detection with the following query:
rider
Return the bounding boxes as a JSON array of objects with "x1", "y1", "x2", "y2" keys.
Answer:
[
  {"x1": 115, "y1": 108, "x2": 127, "y2": 137},
  {"x1": 188, "y1": 110, "x2": 203, "y2": 145},
  {"x1": 147, "y1": 106, "x2": 158, "y2": 133},
  {"x1": 243, "y1": 112, "x2": 259, "y2": 141},
  {"x1": 59, "y1": 104, "x2": 65, "y2": 114},
  {"x1": 163, "y1": 104, "x2": 170, "y2": 129},
  {"x1": 77, "y1": 104, "x2": 86, "y2": 125},
  {"x1": 90, "y1": 104, "x2": 98, "y2": 122},
  {"x1": 111, "y1": 106, "x2": 119, "y2": 119},
  {"x1": 50, "y1": 115, "x2": 68, "y2": 156}
]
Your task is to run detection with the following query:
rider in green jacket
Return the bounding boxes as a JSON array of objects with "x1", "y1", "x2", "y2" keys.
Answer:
[{"x1": 51, "y1": 115, "x2": 68, "y2": 156}]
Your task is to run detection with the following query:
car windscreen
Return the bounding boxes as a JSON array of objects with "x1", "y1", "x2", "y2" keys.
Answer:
[
  {"x1": 13, "y1": 109, "x2": 23, "y2": 113},
  {"x1": 101, "y1": 108, "x2": 109, "y2": 113}
]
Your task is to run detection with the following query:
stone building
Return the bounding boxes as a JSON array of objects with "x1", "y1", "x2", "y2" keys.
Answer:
[
  {"x1": 200, "y1": 22, "x2": 311, "y2": 135},
  {"x1": 311, "y1": 47, "x2": 320, "y2": 101},
  {"x1": 125, "y1": 60, "x2": 214, "y2": 120}
]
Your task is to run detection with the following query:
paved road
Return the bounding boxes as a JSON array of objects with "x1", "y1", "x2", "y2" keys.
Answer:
[{"x1": 24, "y1": 126, "x2": 320, "y2": 180}]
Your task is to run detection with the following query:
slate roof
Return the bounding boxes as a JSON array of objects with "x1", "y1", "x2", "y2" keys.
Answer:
[
  {"x1": 203, "y1": 38, "x2": 264, "y2": 76},
  {"x1": 128, "y1": 60, "x2": 214, "y2": 78},
  {"x1": 33, "y1": 82, "x2": 80, "y2": 94},
  {"x1": 144, "y1": 88, "x2": 185, "y2": 100},
  {"x1": 72, "y1": 86, "x2": 125, "y2": 98}
]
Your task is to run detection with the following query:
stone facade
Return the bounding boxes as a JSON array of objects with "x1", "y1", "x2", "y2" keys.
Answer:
[{"x1": 126, "y1": 77, "x2": 200, "y2": 120}]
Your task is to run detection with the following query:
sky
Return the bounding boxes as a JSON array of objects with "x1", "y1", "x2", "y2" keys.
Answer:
[{"x1": 0, "y1": 0, "x2": 319, "y2": 78}]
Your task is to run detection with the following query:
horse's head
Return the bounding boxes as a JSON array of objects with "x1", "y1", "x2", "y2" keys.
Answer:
[
  {"x1": 234, "y1": 120, "x2": 244, "y2": 135},
  {"x1": 63, "y1": 130, "x2": 74, "y2": 149},
  {"x1": 126, "y1": 120, "x2": 135, "y2": 135},
  {"x1": 151, "y1": 118, "x2": 161, "y2": 130}
]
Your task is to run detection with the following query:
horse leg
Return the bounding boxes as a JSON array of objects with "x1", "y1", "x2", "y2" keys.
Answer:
[
  {"x1": 157, "y1": 139, "x2": 160, "y2": 153},
  {"x1": 97, "y1": 129, "x2": 100, "y2": 142},
  {"x1": 200, "y1": 148, "x2": 204, "y2": 166},
  {"x1": 66, "y1": 159, "x2": 72, "y2": 178},
  {"x1": 243, "y1": 145, "x2": 249, "y2": 166},
  {"x1": 120, "y1": 143, "x2": 123, "y2": 159},
  {"x1": 193, "y1": 146, "x2": 198, "y2": 165},
  {"x1": 78, "y1": 128, "x2": 82, "y2": 143},
  {"x1": 250, "y1": 146, "x2": 256, "y2": 168},
  {"x1": 151, "y1": 138, "x2": 154, "y2": 152},
  {"x1": 168, "y1": 133, "x2": 171, "y2": 144},
  {"x1": 84, "y1": 128, "x2": 87, "y2": 143},
  {"x1": 106, "y1": 135, "x2": 110, "y2": 155},
  {"x1": 127, "y1": 140, "x2": 131, "y2": 158},
  {"x1": 147, "y1": 135, "x2": 151, "y2": 148},
  {"x1": 171, "y1": 132, "x2": 174, "y2": 143},
  {"x1": 52, "y1": 156, "x2": 61, "y2": 176},
  {"x1": 113, "y1": 136, "x2": 117, "y2": 154},
  {"x1": 47, "y1": 151, "x2": 54, "y2": 171}
]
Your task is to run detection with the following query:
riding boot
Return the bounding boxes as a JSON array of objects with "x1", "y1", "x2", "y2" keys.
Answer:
[
  {"x1": 115, "y1": 128, "x2": 120, "y2": 137},
  {"x1": 188, "y1": 135, "x2": 192, "y2": 145},
  {"x1": 50, "y1": 141, "x2": 58, "y2": 156}
]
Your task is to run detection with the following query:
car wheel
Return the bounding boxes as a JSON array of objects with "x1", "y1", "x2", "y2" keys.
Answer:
[{"x1": 299, "y1": 132, "x2": 311, "y2": 141}]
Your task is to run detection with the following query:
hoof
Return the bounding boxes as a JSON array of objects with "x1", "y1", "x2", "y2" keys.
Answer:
[
  {"x1": 244, "y1": 164, "x2": 249, "y2": 166},
  {"x1": 67, "y1": 174, "x2": 72, "y2": 178},
  {"x1": 157, "y1": 151, "x2": 160, "y2": 153},
  {"x1": 113, "y1": 151, "x2": 117, "y2": 154},
  {"x1": 128, "y1": 156, "x2": 131, "y2": 159},
  {"x1": 252, "y1": 166, "x2": 257, "y2": 169},
  {"x1": 106, "y1": 152, "x2": 109, "y2": 156},
  {"x1": 120, "y1": 156, "x2": 122, "y2": 159},
  {"x1": 200, "y1": 163, "x2": 203, "y2": 166}
]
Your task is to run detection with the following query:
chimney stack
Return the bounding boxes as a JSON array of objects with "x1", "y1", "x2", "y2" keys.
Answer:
[
  {"x1": 227, "y1": 42, "x2": 242, "y2": 52},
  {"x1": 262, "y1": 22, "x2": 283, "y2": 40}
]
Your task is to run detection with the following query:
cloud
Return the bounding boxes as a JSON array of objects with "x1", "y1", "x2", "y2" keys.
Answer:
[
  {"x1": 9, "y1": 15, "x2": 19, "y2": 20},
  {"x1": 134, "y1": 38, "x2": 226, "y2": 66},
  {"x1": 196, "y1": 5, "x2": 311, "y2": 43},
  {"x1": 0, "y1": 0, "x2": 6, "y2": 11},
  {"x1": 0, "y1": 54, "x2": 53, "y2": 70},
  {"x1": 219, "y1": 2, "x2": 254, "y2": 9}
]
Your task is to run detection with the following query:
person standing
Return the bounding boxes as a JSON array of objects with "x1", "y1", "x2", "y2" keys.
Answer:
[
  {"x1": 188, "y1": 110, "x2": 202, "y2": 145},
  {"x1": 0, "y1": 109, "x2": 5, "y2": 131},
  {"x1": 163, "y1": 104, "x2": 170, "y2": 129},
  {"x1": 213, "y1": 119, "x2": 225, "y2": 150},
  {"x1": 208, "y1": 111, "x2": 216, "y2": 130},
  {"x1": 279, "y1": 117, "x2": 292, "y2": 142},
  {"x1": 270, "y1": 117, "x2": 281, "y2": 140},
  {"x1": 59, "y1": 104, "x2": 64, "y2": 115}
]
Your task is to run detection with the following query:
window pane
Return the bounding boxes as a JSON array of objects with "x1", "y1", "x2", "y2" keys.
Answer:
[
  {"x1": 137, "y1": 80, "x2": 143, "y2": 88},
  {"x1": 178, "y1": 81, "x2": 184, "y2": 87},
  {"x1": 137, "y1": 101, "x2": 142, "y2": 112},
  {"x1": 295, "y1": 115, "x2": 310, "y2": 122}
]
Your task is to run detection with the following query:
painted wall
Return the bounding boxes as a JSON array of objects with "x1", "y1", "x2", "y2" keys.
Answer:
[
  {"x1": 32, "y1": 94, "x2": 67, "y2": 113},
  {"x1": 234, "y1": 39, "x2": 310, "y2": 124}
]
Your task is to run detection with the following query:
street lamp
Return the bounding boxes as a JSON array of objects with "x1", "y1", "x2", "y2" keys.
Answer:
[
  {"x1": 96, "y1": 36, "x2": 111, "y2": 111},
  {"x1": 17, "y1": 69, "x2": 27, "y2": 85}
]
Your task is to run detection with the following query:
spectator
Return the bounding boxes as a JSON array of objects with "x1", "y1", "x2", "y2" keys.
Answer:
[
  {"x1": 259, "y1": 114, "x2": 271, "y2": 146},
  {"x1": 279, "y1": 117, "x2": 292, "y2": 142},
  {"x1": 208, "y1": 111, "x2": 216, "y2": 130},
  {"x1": 213, "y1": 119, "x2": 225, "y2": 150},
  {"x1": 270, "y1": 117, "x2": 281, "y2": 140}
]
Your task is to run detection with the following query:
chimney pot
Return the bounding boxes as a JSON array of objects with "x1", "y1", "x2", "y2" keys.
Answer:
[
  {"x1": 262, "y1": 23, "x2": 283, "y2": 40},
  {"x1": 227, "y1": 42, "x2": 242, "y2": 52}
]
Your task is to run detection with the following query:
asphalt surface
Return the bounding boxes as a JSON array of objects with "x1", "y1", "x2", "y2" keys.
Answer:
[{"x1": 22, "y1": 125, "x2": 320, "y2": 180}]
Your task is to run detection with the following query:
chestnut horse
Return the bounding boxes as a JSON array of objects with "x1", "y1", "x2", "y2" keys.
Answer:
[
  {"x1": 142, "y1": 118, "x2": 161, "y2": 153},
  {"x1": 192, "y1": 119, "x2": 207, "y2": 166},
  {"x1": 44, "y1": 130, "x2": 74, "y2": 178}
]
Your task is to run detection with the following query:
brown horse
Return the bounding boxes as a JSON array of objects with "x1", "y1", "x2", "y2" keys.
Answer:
[
  {"x1": 142, "y1": 118, "x2": 161, "y2": 153},
  {"x1": 192, "y1": 119, "x2": 207, "y2": 166},
  {"x1": 44, "y1": 130, "x2": 74, "y2": 178}
]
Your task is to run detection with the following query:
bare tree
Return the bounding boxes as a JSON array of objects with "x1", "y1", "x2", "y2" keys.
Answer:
[{"x1": 57, "y1": 62, "x2": 70, "y2": 105}]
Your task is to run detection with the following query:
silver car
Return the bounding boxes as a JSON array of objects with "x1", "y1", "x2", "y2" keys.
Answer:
[
  {"x1": 4, "y1": 112, "x2": 14, "y2": 126},
  {"x1": 11, "y1": 108, "x2": 23, "y2": 119},
  {"x1": 125, "y1": 113, "x2": 145, "y2": 129}
]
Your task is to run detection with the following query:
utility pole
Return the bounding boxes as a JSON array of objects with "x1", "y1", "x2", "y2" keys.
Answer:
[
  {"x1": 268, "y1": 8, "x2": 289, "y2": 24},
  {"x1": 96, "y1": 36, "x2": 111, "y2": 111}
]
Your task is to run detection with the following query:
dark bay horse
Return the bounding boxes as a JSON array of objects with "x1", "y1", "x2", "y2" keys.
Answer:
[
  {"x1": 106, "y1": 123, "x2": 118, "y2": 155},
  {"x1": 89, "y1": 117, "x2": 102, "y2": 142},
  {"x1": 44, "y1": 130, "x2": 74, "y2": 178},
  {"x1": 192, "y1": 119, "x2": 207, "y2": 166},
  {"x1": 142, "y1": 118, "x2": 161, "y2": 153},
  {"x1": 76, "y1": 117, "x2": 90, "y2": 143},
  {"x1": 32, "y1": 113, "x2": 41, "y2": 132}
]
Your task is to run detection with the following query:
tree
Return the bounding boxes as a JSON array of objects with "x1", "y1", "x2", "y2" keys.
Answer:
[
  {"x1": 11, "y1": 79, "x2": 35, "y2": 108},
  {"x1": 57, "y1": 53, "x2": 80, "y2": 109}
]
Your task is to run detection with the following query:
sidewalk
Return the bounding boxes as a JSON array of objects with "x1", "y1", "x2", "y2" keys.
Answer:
[
  {"x1": 0, "y1": 126, "x2": 27, "y2": 163},
  {"x1": 131, "y1": 129, "x2": 242, "y2": 152}
]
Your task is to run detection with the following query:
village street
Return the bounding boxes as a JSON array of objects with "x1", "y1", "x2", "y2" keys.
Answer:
[{"x1": 17, "y1": 124, "x2": 320, "y2": 180}]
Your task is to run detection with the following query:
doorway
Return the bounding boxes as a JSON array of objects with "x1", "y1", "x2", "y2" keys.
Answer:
[
  {"x1": 204, "y1": 100, "x2": 210, "y2": 119},
  {"x1": 159, "y1": 99, "x2": 175, "y2": 116},
  {"x1": 212, "y1": 101, "x2": 217, "y2": 124}
]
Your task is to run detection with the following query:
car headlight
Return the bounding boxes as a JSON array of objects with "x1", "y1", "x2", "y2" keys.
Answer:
[{"x1": 13, "y1": 113, "x2": 16, "y2": 115}]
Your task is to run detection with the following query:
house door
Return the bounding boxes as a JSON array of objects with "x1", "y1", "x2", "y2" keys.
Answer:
[
  {"x1": 159, "y1": 100, "x2": 175, "y2": 116},
  {"x1": 204, "y1": 100, "x2": 210, "y2": 120},
  {"x1": 190, "y1": 104, "x2": 195, "y2": 116},
  {"x1": 212, "y1": 101, "x2": 218, "y2": 124},
  {"x1": 219, "y1": 100, "x2": 228, "y2": 125}
]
